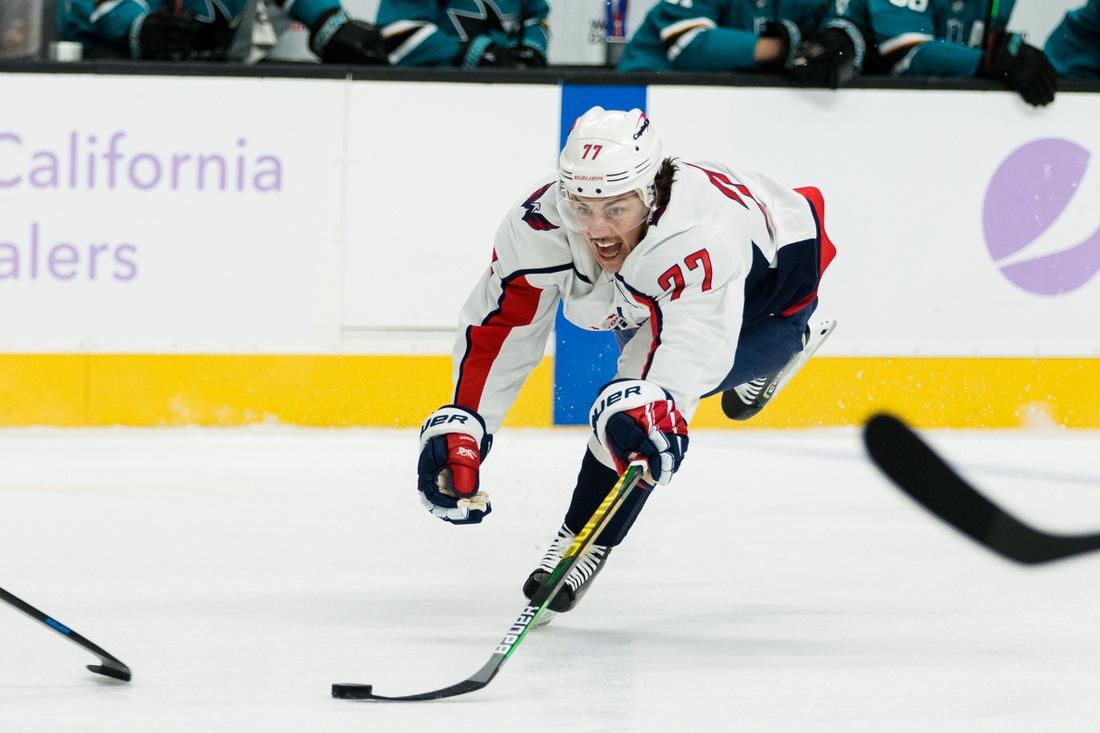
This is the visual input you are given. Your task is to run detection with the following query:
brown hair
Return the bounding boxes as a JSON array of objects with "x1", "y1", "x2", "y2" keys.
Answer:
[{"x1": 653, "y1": 157, "x2": 679, "y2": 210}]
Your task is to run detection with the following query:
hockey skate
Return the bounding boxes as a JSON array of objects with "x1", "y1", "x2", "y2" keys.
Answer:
[
  {"x1": 722, "y1": 320, "x2": 837, "y2": 420},
  {"x1": 523, "y1": 524, "x2": 613, "y2": 628}
]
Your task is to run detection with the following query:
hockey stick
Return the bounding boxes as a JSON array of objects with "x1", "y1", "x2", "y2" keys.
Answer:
[
  {"x1": 331, "y1": 460, "x2": 650, "y2": 701},
  {"x1": 863, "y1": 413, "x2": 1100, "y2": 565},
  {"x1": 0, "y1": 585, "x2": 131, "y2": 681}
]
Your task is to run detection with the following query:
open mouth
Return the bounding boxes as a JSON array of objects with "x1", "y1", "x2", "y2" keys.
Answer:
[{"x1": 591, "y1": 238, "x2": 623, "y2": 261}]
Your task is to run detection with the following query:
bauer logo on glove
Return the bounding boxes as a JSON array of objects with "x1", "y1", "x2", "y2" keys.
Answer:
[
  {"x1": 590, "y1": 379, "x2": 689, "y2": 486},
  {"x1": 417, "y1": 405, "x2": 494, "y2": 525}
]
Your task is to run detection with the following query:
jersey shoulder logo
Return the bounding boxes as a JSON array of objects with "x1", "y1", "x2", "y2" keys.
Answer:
[{"x1": 520, "y1": 182, "x2": 560, "y2": 232}]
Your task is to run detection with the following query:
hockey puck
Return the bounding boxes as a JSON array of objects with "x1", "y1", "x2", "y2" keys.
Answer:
[{"x1": 332, "y1": 683, "x2": 374, "y2": 699}]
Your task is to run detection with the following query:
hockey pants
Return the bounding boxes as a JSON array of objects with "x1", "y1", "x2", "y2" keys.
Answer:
[{"x1": 573, "y1": 300, "x2": 817, "y2": 546}]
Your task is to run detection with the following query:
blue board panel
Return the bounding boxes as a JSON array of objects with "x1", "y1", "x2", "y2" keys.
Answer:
[{"x1": 553, "y1": 85, "x2": 647, "y2": 425}]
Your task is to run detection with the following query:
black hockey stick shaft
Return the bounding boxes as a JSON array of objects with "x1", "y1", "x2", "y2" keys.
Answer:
[
  {"x1": 331, "y1": 460, "x2": 649, "y2": 701},
  {"x1": 863, "y1": 413, "x2": 1100, "y2": 565},
  {"x1": 0, "y1": 585, "x2": 131, "y2": 681}
]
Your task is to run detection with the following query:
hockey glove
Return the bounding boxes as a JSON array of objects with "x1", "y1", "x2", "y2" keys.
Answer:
[
  {"x1": 789, "y1": 27, "x2": 859, "y2": 89},
  {"x1": 309, "y1": 8, "x2": 387, "y2": 65},
  {"x1": 130, "y1": 8, "x2": 224, "y2": 61},
  {"x1": 508, "y1": 44, "x2": 547, "y2": 69},
  {"x1": 460, "y1": 35, "x2": 545, "y2": 69},
  {"x1": 590, "y1": 379, "x2": 689, "y2": 486},
  {"x1": 980, "y1": 30, "x2": 1057, "y2": 107},
  {"x1": 758, "y1": 20, "x2": 801, "y2": 71},
  {"x1": 417, "y1": 405, "x2": 494, "y2": 524}
]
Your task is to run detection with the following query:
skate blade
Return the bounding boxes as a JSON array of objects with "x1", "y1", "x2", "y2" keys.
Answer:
[{"x1": 774, "y1": 320, "x2": 836, "y2": 395}]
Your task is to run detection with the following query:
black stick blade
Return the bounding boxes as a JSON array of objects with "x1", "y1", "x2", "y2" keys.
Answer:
[
  {"x1": 0, "y1": 586, "x2": 132, "y2": 682},
  {"x1": 863, "y1": 413, "x2": 1100, "y2": 565},
  {"x1": 332, "y1": 680, "x2": 487, "y2": 701},
  {"x1": 87, "y1": 663, "x2": 131, "y2": 682}
]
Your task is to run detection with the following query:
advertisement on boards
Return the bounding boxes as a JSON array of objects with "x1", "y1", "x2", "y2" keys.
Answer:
[
  {"x1": 649, "y1": 86, "x2": 1100, "y2": 357},
  {"x1": 0, "y1": 73, "x2": 346, "y2": 353}
]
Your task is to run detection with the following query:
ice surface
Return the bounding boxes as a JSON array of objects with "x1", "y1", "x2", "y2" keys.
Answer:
[{"x1": 1, "y1": 425, "x2": 1100, "y2": 732}]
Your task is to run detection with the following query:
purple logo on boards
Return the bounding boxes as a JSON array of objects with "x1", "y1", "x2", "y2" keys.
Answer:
[{"x1": 983, "y1": 138, "x2": 1100, "y2": 296}]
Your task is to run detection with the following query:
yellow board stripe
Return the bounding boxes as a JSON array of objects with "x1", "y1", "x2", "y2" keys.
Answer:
[
  {"x1": 691, "y1": 357, "x2": 1100, "y2": 429},
  {"x1": 1, "y1": 355, "x2": 1099, "y2": 428},
  {"x1": 0, "y1": 354, "x2": 551, "y2": 428}
]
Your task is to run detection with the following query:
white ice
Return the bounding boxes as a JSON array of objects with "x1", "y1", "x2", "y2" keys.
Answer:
[{"x1": 2, "y1": 425, "x2": 1100, "y2": 732}]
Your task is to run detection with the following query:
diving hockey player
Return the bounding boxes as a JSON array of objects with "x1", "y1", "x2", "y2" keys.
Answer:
[{"x1": 416, "y1": 107, "x2": 836, "y2": 621}]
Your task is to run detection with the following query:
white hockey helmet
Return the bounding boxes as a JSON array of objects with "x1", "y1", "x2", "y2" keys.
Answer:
[{"x1": 558, "y1": 107, "x2": 663, "y2": 208}]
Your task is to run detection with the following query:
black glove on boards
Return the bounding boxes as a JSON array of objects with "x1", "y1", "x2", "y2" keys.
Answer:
[{"x1": 980, "y1": 30, "x2": 1057, "y2": 107}]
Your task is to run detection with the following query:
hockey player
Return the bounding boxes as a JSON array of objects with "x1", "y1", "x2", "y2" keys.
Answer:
[
  {"x1": 59, "y1": 0, "x2": 386, "y2": 63},
  {"x1": 416, "y1": 107, "x2": 836, "y2": 620},
  {"x1": 618, "y1": 0, "x2": 866, "y2": 89},
  {"x1": 375, "y1": 0, "x2": 548, "y2": 68},
  {"x1": 1045, "y1": 0, "x2": 1100, "y2": 81},
  {"x1": 831, "y1": 0, "x2": 1057, "y2": 106}
]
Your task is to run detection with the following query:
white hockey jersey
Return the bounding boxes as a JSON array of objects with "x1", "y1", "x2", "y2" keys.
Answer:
[{"x1": 450, "y1": 160, "x2": 835, "y2": 435}]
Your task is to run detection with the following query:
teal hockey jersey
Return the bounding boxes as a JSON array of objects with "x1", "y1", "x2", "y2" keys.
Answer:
[
  {"x1": 1045, "y1": 0, "x2": 1100, "y2": 80},
  {"x1": 833, "y1": 0, "x2": 1013, "y2": 76},
  {"x1": 59, "y1": 0, "x2": 341, "y2": 58},
  {"x1": 376, "y1": 0, "x2": 549, "y2": 67},
  {"x1": 617, "y1": 0, "x2": 849, "y2": 72}
]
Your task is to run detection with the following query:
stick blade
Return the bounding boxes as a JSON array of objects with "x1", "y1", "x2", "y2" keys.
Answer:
[
  {"x1": 87, "y1": 663, "x2": 131, "y2": 682},
  {"x1": 332, "y1": 679, "x2": 487, "y2": 701},
  {"x1": 863, "y1": 413, "x2": 1100, "y2": 565}
]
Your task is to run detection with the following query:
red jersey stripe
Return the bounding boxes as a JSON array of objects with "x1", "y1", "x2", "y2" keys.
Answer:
[
  {"x1": 782, "y1": 186, "x2": 837, "y2": 317},
  {"x1": 455, "y1": 275, "x2": 543, "y2": 411}
]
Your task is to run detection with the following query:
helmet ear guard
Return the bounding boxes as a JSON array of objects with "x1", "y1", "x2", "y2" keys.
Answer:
[{"x1": 558, "y1": 107, "x2": 664, "y2": 209}]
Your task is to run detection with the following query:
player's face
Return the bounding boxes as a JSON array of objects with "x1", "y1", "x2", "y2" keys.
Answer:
[{"x1": 568, "y1": 193, "x2": 650, "y2": 273}]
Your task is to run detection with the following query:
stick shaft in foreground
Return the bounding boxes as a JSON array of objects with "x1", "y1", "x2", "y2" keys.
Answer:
[{"x1": 332, "y1": 461, "x2": 648, "y2": 701}]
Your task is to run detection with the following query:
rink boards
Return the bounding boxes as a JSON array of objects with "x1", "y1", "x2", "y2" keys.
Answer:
[{"x1": 1, "y1": 73, "x2": 1099, "y2": 428}]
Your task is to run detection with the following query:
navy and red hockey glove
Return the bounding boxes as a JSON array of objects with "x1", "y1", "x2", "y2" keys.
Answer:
[
  {"x1": 590, "y1": 379, "x2": 689, "y2": 486},
  {"x1": 417, "y1": 405, "x2": 493, "y2": 524}
]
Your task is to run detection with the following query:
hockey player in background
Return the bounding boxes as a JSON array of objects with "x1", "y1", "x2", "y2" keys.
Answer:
[
  {"x1": 60, "y1": 0, "x2": 386, "y2": 63},
  {"x1": 832, "y1": 0, "x2": 1057, "y2": 106},
  {"x1": 416, "y1": 107, "x2": 836, "y2": 622},
  {"x1": 375, "y1": 0, "x2": 548, "y2": 68},
  {"x1": 618, "y1": 0, "x2": 866, "y2": 89},
  {"x1": 1045, "y1": 0, "x2": 1100, "y2": 81}
]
